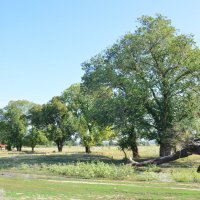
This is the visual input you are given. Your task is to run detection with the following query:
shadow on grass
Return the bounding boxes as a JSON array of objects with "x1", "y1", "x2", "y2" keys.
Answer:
[
  {"x1": 0, "y1": 153, "x2": 125, "y2": 170},
  {"x1": 1, "y1": 150, "x2": 199, "y2": 171}
]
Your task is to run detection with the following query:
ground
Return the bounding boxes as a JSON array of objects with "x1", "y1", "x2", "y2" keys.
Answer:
[{"x1": 0, "y1": 145, "x2": 200, "y2": 199}]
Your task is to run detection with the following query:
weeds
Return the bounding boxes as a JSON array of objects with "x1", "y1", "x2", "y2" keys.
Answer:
[
  {"x1": 171, "y1": 168, "x2": 200, "y2": 183},
  {"x1": 37, "y1": 161, "x2": 134, "y2": 180},
  {"x1": 1, "y1": 146, "x2": 200, "y2": 183}
]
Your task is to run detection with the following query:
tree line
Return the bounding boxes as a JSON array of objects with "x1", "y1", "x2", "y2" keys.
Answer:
[
  {"x1": 0, "y1": 15, "x2": 200, "y2": 157},
  {"x1": 0, "y1": 85, "x2": 114, "y2": 153}
]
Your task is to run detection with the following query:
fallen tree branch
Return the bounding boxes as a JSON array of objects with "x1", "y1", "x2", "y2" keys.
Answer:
[{"x1": 129, "y1": 143, "x2": 200, "y2": 172}]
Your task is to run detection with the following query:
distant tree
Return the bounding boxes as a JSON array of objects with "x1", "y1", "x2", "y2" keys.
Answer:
[
  {"x1": 42, "y1": 96, "x2": 75, "y2": 152},
  {"x1": 82, "y1": 14, "x2": 200, "y2": 156},
  {"x1": 0, "y1": 109, "x2": 7, "y2": 145},
  {"x1": 28, "y1": 104, "x2": 43, "y2": 129},
  {"x1": 24, "y1": 104, "x2": 48, "y2": 152},
  {"x1": 0, "y1": 100, "x2": 34, "y2": 151},
  {"x1": 24, "y1": 127, "x2": 47, "y2": 152},
  {"x1": 62, "y1": 84, "x2": 115, "y2": 153},
  {"x1": 86, "y1": 84, "x2": 148, "y2": 158}
]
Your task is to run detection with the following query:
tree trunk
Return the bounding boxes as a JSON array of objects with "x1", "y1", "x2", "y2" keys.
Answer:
[
  {"x1": 16, "y1": 146, "x2": 22, "y2": 151},
  {"x1": 6, "y1": 144, "x2": 12, "y2": 151},
  {"x1": 129, "y1": 130, "x2": 139, "y2": 158},
  {"x1": 129, "y1": 142, "x2": 200, "y2": 172},
  {"x1": 159, "y1": 142, "x2": 174, "y2": 157},
  {"x1": 85, "y1": 146, "x2": 91, "y2": 153},
  {"x1": 31, "y1": 146, "x2": 35, "y2": 153},
  {"x1": 131, "y1": 143, "x2": 139, "y2": 158},
  {"x1": 122, "y1": 149, "x2": 127, "y2": 159},
  {"x1": 56, "y1": 141, "x2": 63, "y2": 152},
  {"x1": 57, "y1": 145, "x2": 63, "y2": 152},
  {"x1": 58, "y1": 146, "x2": 63, "y2": 152},
  {"x1": 197, "y1": 166, "x2": 200, "y2": 173}
]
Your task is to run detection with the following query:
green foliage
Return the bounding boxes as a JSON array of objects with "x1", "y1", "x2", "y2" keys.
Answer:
[
  {"x1": 61, "y1": 84, "x2": 115, "y2": 153},
  {"x1": 82, "y1": 14, "x2": 200, "y2": 156},
  {"x1": 0, "y1": 100, "x2": 35, "y2": 151},
  {"x1": 41, "y1": 96, "x2": 75, "y2": 152},
  {"x1": 28, "y1": 104, "x2": 43, "y2": 128},
  {"x1": 24, "y1": 127, "x2": 48, "y2": 151}
]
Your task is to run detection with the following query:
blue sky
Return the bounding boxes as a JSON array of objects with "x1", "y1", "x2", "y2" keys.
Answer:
[{"x1": 1, "y1": 0, "x2": 200, "y2": 107}]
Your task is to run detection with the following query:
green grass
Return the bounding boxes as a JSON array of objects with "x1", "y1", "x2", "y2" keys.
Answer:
[
  {"x1": 0, "y1": 176, "x2": 200, "y2": 199},
  {"x1": 0, "y1": 145, "x2": 200, "y2": 199}
]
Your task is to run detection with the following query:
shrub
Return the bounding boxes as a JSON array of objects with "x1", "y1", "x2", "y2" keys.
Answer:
[{"x1": 39, "y1": 161, "x2": 134, "y2": 180}]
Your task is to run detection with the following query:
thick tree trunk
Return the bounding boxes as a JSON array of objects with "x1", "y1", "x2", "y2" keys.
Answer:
[
  {"x1": 56, "y1": 141, "x2": 63, "y2": 152},
  {"x1": 159, "y1": 142, "x2": 174, "y2": 157},
  {"x1": 57, "y1": 145, "x2": 63, "y2": 152},
  {"x1": 131, "y1": 143, "x2": 139, "y2": 158},
  {"x1": 31, "y1": 146, "x2": 35, "y2": 152},
  {"x1": 85, "y1": 146, "x2": 91, "y2": 153},
  {"x1": 129, "y1": 143, "x2": 200, "y2": 172},
  {"x1": 129, "y1": 131, "x2": 139, "y2": 158}
]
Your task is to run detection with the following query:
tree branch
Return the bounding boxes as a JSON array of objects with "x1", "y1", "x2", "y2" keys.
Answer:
[{"x1": 129, "y1": 143, "x2": 200, "y2": 172}]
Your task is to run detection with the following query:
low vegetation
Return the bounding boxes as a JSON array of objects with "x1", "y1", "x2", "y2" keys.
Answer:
[
  {"x1": 0, "y1": 146, "x2": 200, "y2": 183},
  {"x1": 0, "y1": 146, "x2": 199, "y2": 199}
]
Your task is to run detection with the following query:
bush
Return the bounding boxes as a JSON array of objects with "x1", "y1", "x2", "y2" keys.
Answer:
[{"x1": 39, "y1": 161, "x2": 134, "y2": 180}]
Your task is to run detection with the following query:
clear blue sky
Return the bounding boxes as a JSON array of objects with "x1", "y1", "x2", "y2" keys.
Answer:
[{"x1": 1, "y1": 0, "x2": 200, "y2": 107}]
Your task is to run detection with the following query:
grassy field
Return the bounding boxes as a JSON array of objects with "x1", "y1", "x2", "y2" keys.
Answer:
[
  {"x1": 0, "y1": 145, "x2": 200, "y2": 199},
  {"x1": 1, "y1": 176, "x2": 200, "y2": 199}
]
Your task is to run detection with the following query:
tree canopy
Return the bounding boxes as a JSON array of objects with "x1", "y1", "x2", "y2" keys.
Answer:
[
  {"x1": 0, "y1": 14, "x2": 199, "y2": 158},
  {"x1": 0, "y1": 100, "x2": 35, "y2": 151},
  {"x1": 82, "y1": 14, "x2": 200, "y2": 156},
  {"x1": 41, "y1": 96, "x2": 75, "y2": 152},
  {"x1": 62, "y1": 83, "x2": 114, "y2": 153}
]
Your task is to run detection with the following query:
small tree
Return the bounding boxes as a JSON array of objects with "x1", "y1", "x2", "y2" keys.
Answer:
[
  {"x1": 24, "y1": 127, "x2": 48, "y2": 152},
  {"x1": 0, "y1": 100, "x2": 35, "y2": 151},
  {"x1": 62, "y1": 84, "x2": 114, "y2": 153},
  {"x1": 42, "y1": 96, "x2": 75, "y2": 152}
]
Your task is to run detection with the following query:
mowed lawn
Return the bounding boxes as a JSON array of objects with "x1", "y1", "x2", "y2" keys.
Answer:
[{"x1": 0, "y1": 176, "x2": 200, "y2": 200}]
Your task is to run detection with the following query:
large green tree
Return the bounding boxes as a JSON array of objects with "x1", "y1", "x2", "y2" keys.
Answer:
[{"x1": 82, "y1": 14, "x2": 200, "y2": 156}]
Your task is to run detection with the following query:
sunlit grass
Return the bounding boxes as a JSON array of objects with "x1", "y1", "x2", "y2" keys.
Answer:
[
  {"x1": 0, "y1": 145, "x2": 160, "y2": 159},
  {"x1": 0, "y1": 145, "x2": 200, "y2": 183},
  {"x1": 0, "y1": 145, "x2": 200, "y2": 199},
  {"x1": 1, "y1": 176, "x2": 200, "y2": 200}
]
